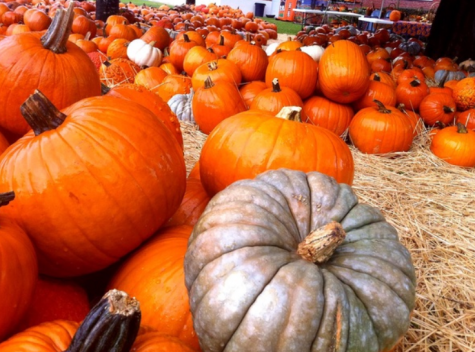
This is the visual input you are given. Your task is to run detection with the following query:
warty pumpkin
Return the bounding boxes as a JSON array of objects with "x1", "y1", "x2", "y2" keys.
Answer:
[
  {"x1": 250, "y1": 78, "x2": 303, "y2": 115},
  {"x1": 0, "y1": 290, "x2": 141, "y2": 352},
  {"x1": 265, "y1": 49, "x2": 318, "y2": 100},
  {"x1": 100, "y1": 58, "x2": 141, "y2": 86},
  {"x1": 192, "y1": 76, "x2": 247, "y2": 135},
  {"x1": 452, "y1": 77, "x2": 475, "y2": 111},
  {"x1": 0, "y1": 6, "x2": 100, "y2": 143},
  {"x1": 430, "y1": 123, "x2": 475, "y2": 167},
  {"x1": 319, "y1": 40, "x2": 370, "y2": 104},
  {"x1": 349, "y1": 100, "x2": 414, "y2": 154},
  {"x1": 199, "y1": 107, "x2": 354, "y2": 196},
  {"x1": 302, "y1": 95, "x2": 354, "y2": 136},
  {"x1": 108, "y1": 225, "x2": 201, "y2": 351},
  {"x1": 0, "y1": 192, "x2": 38, "y2": 341},
  {"x1": 185, "y1": 168, "x2": 416, "y2": 352},
  {"x1": 0, "y1": 91, "x2": 186, "y2": 277}
]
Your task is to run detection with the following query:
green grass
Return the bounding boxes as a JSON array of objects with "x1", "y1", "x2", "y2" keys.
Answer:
[
  {"x1": 121, "y1": 1, "x2": 301, "y2": 35},
  {"x1": 257, "y1": 17, "x2": 301, "y2": 35},
  {"x1": 123, "y1": 0, "x2": 168, "y2": 9}
]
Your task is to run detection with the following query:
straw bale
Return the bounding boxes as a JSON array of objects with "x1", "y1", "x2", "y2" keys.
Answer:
[{"x1": 180, "y1": 122, "x2": 475, "y2": 352}]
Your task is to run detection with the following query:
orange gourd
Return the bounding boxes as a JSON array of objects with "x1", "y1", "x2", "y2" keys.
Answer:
[
  {"x1": 452, "y1": 77, "x2": 475, "y2": 111},
  {"x1": 250, "y1": 78, "x2": 303, "y2": 115},
  {"x1": 455, "y1": 109, "x2": 475, "y2": 130},
  {"x1": 353, "y1": 80, "x2": 397, "y2": 111},
  {"x1": 239, "y1": 81, "x2": 268, "y2": 108},
  {"x1": 419, "y1": 93, "x2": 456, "y2": 126},
  {"x1": 227, "y1": 40, "x2": 268, "y2": 82},
  {"x1": 430, "y1": 123, "x2": 475, "y2": 167}
]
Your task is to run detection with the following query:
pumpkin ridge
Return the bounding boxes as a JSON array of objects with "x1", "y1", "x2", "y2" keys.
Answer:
[
  {"x1": 325, "y1": 258, "x2": 415, "y2": 310},
  {"x1": 220, "y1": 252, "x2": 296, "y2": 350},
  {"x1": 60, "y1": 122, "x2": 159, "y2": 242}
]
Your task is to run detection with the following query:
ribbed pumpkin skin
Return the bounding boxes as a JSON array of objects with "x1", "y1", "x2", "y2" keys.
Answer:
[
  {"x1": 199, "y1": 111, "x2": 354, "y2": 196},
  {"x1": 455, "y1": 109, "x2": 475, "y2": 130},
  {"x1": 185, "y1": 169, "x2": 416, "y2": 352},
  {"x1": 419, "y1": 93, "x2": 456, "y2": 126},
  {"x1": 108, "y1": 225, "x2": 200, "y2": 351},
  {"x1": 0, "y1": 96, "x2": 186, "y2": 277},
  {"x1": 132, "y1": 332, "x2": 197, "y2": 352},
  {"x1": 191, "y1": 59, "x2": 242, "y2": 91},
  {"x1": 302, "y1": 96, "x2": 354, "y2": 136},
  {"x1": 0, "y1": 217, "x2": 38, "y2": 340},
  {"x1": 239, "y1": 81, "x2": 268, "y2": 108},
  {"x1": 319, "y1": 40, "x2": 370, "y2": 104},
  {"x1": 0, "y1": 320, "x2": 79, "y2": 351},
  {"x1": 265, "y1": 50, "x2": 318, "y2": 99},
  {"x1": 250, "y1": 84, "x2": 303, "y2": 115},
  {"x1": 106, "y1": 83, "x2": 183, "y2": 149},
  {"x1": 353, "y1": 80, "x2": 397, "y2": 111},
  {"x1": 0, "y1": 33, "x2": 101, "y2": 142},
  {"x1": 227, "y1": 42, "x2": 268, "y2": 82},
  {"x1": 349, "y1": 105, "x2": 414, "y2": 154},
  {"x1": 166, "y1": 177, "x2": 210, "y2": 228}
]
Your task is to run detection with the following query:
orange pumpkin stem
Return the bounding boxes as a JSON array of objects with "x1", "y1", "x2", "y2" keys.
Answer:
[
  {"x1": 374, "y1": 99, "x2": 391, "y2": 114},
  {"x1": 0, "y1": 191, "x2": 15, "y2": 207},
  {"x1": 41, "y1": 5, "x2": 74, "y2": 54},
  {"x1": 297, "y1": 222, "x2": 346, "y2": 264},
  {"x1": 20, "y1": 90, "x2": 67, "y2": 136},
  {"x1": 65, "y1": 289, "x2": 141, "y2": 352}
]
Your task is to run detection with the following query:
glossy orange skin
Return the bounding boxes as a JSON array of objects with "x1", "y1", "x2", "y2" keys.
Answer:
[
  {"x1": 132, "y1": 332, "x2": 198, "y2": 352},
  {"x1": 106, "y1": 38, "x2": 130, "y2": 59},
  {"x1": 396, "y1": 68, "x2": 425, "y2": 85},
  {"x1": 302, "y1": 96, "x2": 354, "y2": 136},
  {"x1": 169, "y1": 37, "x2": 198, "y2": 73},
  {"x1": 183, "y1": 46, "x2": 218, "y2": 77},
  {"x1": 319, "y1": 40, "x2": 370, "y2": 104},
  {"x1": 141, "y1": 26, "x2": 170, "y2": 51},
  {"x1": 250, "y1": 84, "x2": 303, "y2": 115},
  {"x1": 227, "y1": 42, "x2": 268, "y2": 82},
  {"x1": 0, "y1": 321, "x2": 79, "y2": 351},
  {"x1": 349, "y1": 105, "x2": 414, "y2": 154},
  {"x1": 193, "y1": 80, "x2": 247, "y2": 134},
  {"x1": 134, "y1": 67, "x2": 168, "y2": 93},
  {"x1": 23, "y1": 9, "x2": 51, "y2": 31},
  {"x1": 166, "y1": 177, "x2": 210, "y2": 228},
  {"x1": 395, "y1": 80, "x2": 429, "y2": 111},
  {"x1": 0, "y1": 132, "x2": 9, "y2": 156},
  {"x1": 419, "y1": 93, "x2": 456, "y2": 126},
  {"x1": 106, "y1": 84, "x2": 183, "y2": 149},
  {"x1": 455, "y1": 109, "x2": 475, "y2": 130},
  {"x1": 399, "y1": 106, "x2": 424, "y2": 137},
  {"x1": 0, "y1": 217, "x2": 37, "y2": 340},
  {"x1": 156, "y1": 74, "x2": 192, "y2": 103},
  {"x1": 160, "y1": 62, "x2": 180, "y2": 75},
  {"x1": 430, "y1": 125, "x2": 475, "y2": 167},
  {"x1": 239, "y1": 81, "x2": 268, "y2": 108},
  {"x1": 199, "y1": 110, "x2": 355, "y2": 196},
  {"x1": 265, "y1": 50, "x2": 318, "y2": 100},
  {"x1": 108, "y1": 225, "x2": 201, "y2": 351},
  {"x1": 0, "y1": 32, "x2": 100, "y2": 143},
  {"x1": 0, "y1": 96, "x2": 186, "y2": 277},
  {"x1": 452, "y1": 77, "x2": 475, "y2": 111},
  {"x1": 353, "y1": 80, "x2": 397, "y2": 111},
  {"x1": 192, "y1": 59, "x2": 242, "y2": 91},
  {"x1": 370, "y1": 72, "x2": 396, "y2": 89}
]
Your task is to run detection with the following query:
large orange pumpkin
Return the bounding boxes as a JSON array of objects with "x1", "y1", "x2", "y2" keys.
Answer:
[
  {"x1": 0, "y1": 92, "x2": 186, "y2": 277},
  {"x1": 430, "y1": 123, "x2": 475, "y2": 167},
  {"x1": 0, "y1": 192, "x2": 38, "y2": 340},
  {"x1": 319, "y1": 40, "x2": 370, "y2": 104},
  {"x1": 199, "y1": 107, "x2": 354, "y2": 196},
  {"x1": 265, "y1": 49, "x2": 318, "y2": 100},
  {"x1": 227, "y1": 41, "x2": 268, "y2": 82},
  {"x1": 108, "y1": 225, "x2": 201, "y2": 351},
  {"x1": 0, "y1": 6, "x2": 100, "y2": 143}
]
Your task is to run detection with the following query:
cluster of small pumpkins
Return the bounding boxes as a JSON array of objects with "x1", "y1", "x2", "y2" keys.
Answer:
[{"x1": 0, "y1": 0, "x2": 471, "y2": 351}]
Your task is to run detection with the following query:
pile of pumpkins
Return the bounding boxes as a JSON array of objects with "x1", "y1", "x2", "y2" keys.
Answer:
[{"x1": 0, "y1": 1, "x2": 474, "y2": 351}]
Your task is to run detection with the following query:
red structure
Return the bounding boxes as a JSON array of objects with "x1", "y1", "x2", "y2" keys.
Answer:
[{"x1": 278, "y1": 0, "x2": 297, "y2": 21}]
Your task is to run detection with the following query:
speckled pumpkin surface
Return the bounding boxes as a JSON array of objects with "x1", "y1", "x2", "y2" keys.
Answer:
[{"x1": 184, "y1": 168, "x2": 416, "y2": 352}]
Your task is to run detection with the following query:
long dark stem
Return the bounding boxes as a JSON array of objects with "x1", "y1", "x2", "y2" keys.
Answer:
[
  {"x1": 41, "y1": 5, "x2": 74, "y2": 54},
  {"x1": 0, "y1": 191, "x2": 15, "y2": 207},
  {"x1": 20, "y1": 90, "x2": 66, "y2": 136}
]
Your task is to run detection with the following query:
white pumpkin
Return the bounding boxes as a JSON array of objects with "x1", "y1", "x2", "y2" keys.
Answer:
[
  {"x1": 127, "y1": 39, "x2": 163, "y2": 67},
  {"x1": 168, "y1": 89, "x2": 195, "y2": 122},
  {"x1": 265, "y1": 42, "x2": 279, "y2": 56},
  {"x1": 300, "y1": 45, "x2": 325, "y2": 62}
]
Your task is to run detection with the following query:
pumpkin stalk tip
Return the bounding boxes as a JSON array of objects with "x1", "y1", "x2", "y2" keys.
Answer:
[
  {"x1": 20, "y1": 90, "x2": 67, "y2": 136},
  {"x1": 373, "y1": 99, "x2": 391, "y2": 114},
  {"x1": 41, "y1": 5, "x2": 74, "y2": 54},
  {"x1": 271, "y1": 78, "x2": 281, "y2": 93},
  {"x1": 297, "y1": 222, "x2": 346, "y2": 264},
  {"x1": 456, "y1": 122, "x2": 468, "y2": 134},
  {"x1": 275, "y1": 106, "x2": 302, "y2": 122},
  {"x1": 204, "y1": 76, "x2": 215, "y2": 89},
  {"x1": 0, "y1": 191, "x2": 15, "y2": 207}
]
